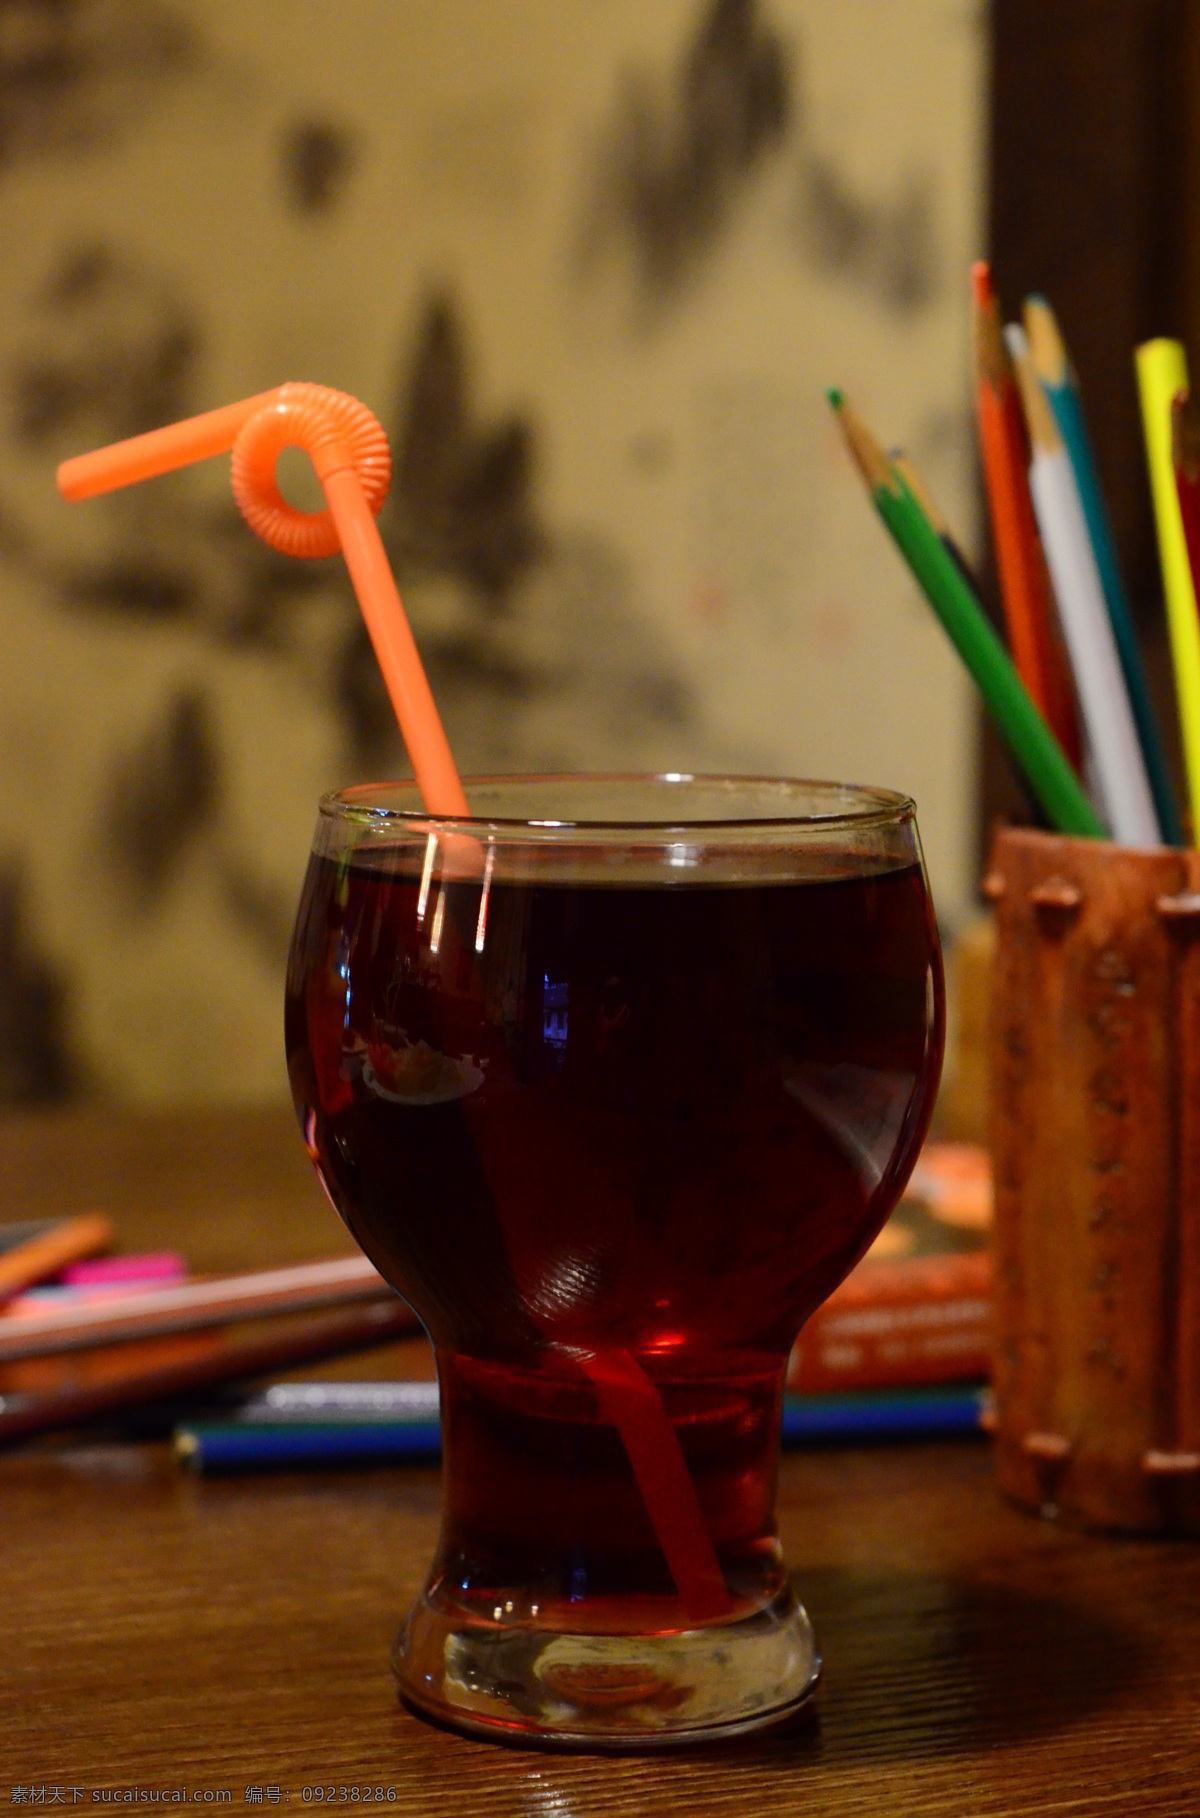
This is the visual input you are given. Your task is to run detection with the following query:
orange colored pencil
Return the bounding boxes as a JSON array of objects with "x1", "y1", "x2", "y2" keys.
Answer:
[
  {"x1": 0, "y1": 1213, "x2": 112, "y2": 1304},
  {"x1": 972, "y1": 262, "x2": 1082, "y2": 769}
]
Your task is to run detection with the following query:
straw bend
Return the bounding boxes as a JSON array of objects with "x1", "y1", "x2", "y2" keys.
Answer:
[
  {"x1": 57, "y1": 380, "x2": 469, "y2": 816},
  {"x1": 230, "y1": 383, "x2": 391, "y2": 558}
]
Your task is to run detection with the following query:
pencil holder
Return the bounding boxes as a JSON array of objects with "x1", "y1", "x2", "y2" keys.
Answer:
[{"x1": 986, "y1": 825, "x2": 1200, "y2": 1534}]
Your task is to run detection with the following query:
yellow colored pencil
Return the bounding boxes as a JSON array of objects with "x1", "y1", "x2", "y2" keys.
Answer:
[{"x1": 1136, "y1": 339, "x2": 1200, "y2": 840}]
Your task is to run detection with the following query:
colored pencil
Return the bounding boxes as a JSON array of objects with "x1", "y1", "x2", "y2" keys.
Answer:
[
  {"x1": 232, "y1": 1379, "x2": 441, "y2": 1422},
  {"x1": 889, "y1": 452, "x2": 977, "y2": 590},
  {"x1": 0, "y1": 1253, "x2": 393, "y2": 1362},
  {"x1": 828, "y1": 390, "x2": 1104, "y2": 839},
  {"x1": 0, "y1": 1220, "x2": 58, "y2": 1257},
  {"x1": 971, "y1": 264, "x2": 1081, "y2": 766},
  {"x1": 0, "y1": 1299, "x2": 421, "y2": 1446},
  {"x1": 1025, "y1": 296, "x2": 1183, "y2": 844},
  {"x1": 5, "y1": 1282, "x2": 179, "y2": 1316},
  {"x1": 780, "y1": 1386, "x2": 990, "y2": 1443},
  {"x1": 62, "y1": 1251, "x2": 186, "y2": 1287},
  {"x1": 1007, "y1": 324, "x2": 1160, "y2": 846},
  {"x1": 1137, "y1": 339, "x2": 1200, "y2": 842},
  {"x1": 172, "y1": 1382, "x2": 992, "y2": 1472},
  {"x1": 176, "y1": 1421, "x2": 440, "y2": 1469},
  {"x1": 1171, "y1": 389, "x2": 1200, "y2": 619},
  {"x1": 0, "y1": 1213, "x2": 113, "y2": 1305},
  {"x1": 891, "y1": 446, "x2": 1047, "y2": 825}
]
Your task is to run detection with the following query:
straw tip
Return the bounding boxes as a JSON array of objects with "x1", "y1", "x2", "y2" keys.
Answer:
[
  {"x1": 55, "y1": 459, "x2": 83, "y2": 501},
  {"x1": 970, "y1": 261, "x2": 991, "y2": 305},
  {"x1": 826, "y1": 387, "x2": 845, "y2": 410}
]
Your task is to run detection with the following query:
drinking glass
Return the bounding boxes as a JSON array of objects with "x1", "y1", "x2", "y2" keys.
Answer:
[{"x1": 285, "y1": 775, "x2": 944, "y2": 1747}]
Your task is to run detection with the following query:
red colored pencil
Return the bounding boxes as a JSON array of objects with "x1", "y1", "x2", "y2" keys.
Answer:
[{"x1": 972, "y1": 262, "x2": 1082, "y2": 769}]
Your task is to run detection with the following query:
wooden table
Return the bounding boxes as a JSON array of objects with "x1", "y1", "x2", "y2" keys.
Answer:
[{"x1": 3, "y1": 1108, "x2": 1198, "y2": 1814}]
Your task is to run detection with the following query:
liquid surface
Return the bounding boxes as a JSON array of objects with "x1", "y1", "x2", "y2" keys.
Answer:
[{"x1": 286, "y1": 853, "x2": 943, "y2": 1624}]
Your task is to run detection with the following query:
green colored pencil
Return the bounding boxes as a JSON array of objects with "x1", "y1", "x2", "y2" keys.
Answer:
[
  {"x1": 828, "y1": 389, "x2": 1104, "y2": 840},
  {"x1": 1024, "y1": 297, "x2": 1183, "y2": 844}
]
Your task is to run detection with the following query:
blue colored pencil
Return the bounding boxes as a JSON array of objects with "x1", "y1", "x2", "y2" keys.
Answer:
[
  {"x1": 781, "y1": 1385, "x2": 989, "y2": 1443},
  {"x1": 174, "y1": 1382, "x2": 991, "y2": 1472},
  {"x1": 175, "y1": 1419, "x2": 443, "y2": 1470}
]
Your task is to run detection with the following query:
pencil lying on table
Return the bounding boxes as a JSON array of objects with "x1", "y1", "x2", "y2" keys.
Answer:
[
  {"x1": 173, "y1": 1381, "x2": 993, "y2": 1472},
  {"x1": 827, "y1": 389, "x2": 1104, "y2": 839},
  {"x1": 0, "y1": 1213, "x2": 113, "y2": 1303},
  {"x1": 0, "y1": 1220, "x2": 62, "y2": 1256},
  {"x1": 0, "y1": 1254, "x2": 392, "y2": 1362},
  {"x1": 0, "y1": 1299, "x2": 421, "y2": 1446}
]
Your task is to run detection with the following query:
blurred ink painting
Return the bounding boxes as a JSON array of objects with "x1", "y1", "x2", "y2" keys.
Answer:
[{"x1": 0, "y1": 0, "x2": 983, "y2": 1103}]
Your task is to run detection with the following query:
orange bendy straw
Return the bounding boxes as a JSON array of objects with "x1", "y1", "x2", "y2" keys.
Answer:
[
  {"x1": 57, "y1": 383, "x2": 470, "y2": 818},
  {"x1": 59, "y1": 380, "x2": 732, "y2": 1624}
]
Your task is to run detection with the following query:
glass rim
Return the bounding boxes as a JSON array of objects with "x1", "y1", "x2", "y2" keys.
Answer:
[{"x1": 317, "y1": 773, "x2": 917, "y2": 836}]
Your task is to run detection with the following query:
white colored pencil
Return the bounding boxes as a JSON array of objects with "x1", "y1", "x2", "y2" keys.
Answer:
[{"x1": 1006, "y1": 325, "x2": 1161, "y2": 847}]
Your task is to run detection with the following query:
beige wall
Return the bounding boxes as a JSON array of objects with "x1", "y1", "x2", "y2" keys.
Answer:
[{"x1": 0, "y1": 0, "x2": 985, "y2": 1104}]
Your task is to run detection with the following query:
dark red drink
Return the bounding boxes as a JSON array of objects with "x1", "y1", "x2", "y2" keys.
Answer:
[{"x1": 287, "y1": 839, "x2": 941, "y2": 1610}]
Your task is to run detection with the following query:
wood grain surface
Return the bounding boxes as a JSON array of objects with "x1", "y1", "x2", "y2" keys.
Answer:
[{"x1": 3, "y1": 1107, "x2": 1199, "y2": 1814}]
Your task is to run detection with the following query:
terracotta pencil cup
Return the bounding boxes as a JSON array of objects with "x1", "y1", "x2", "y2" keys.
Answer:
[{"x1": 986, "y1": 825, "x2": 1200, "y2": 1535}]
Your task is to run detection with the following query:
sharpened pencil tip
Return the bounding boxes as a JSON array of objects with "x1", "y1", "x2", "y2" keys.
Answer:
[
  {"x1": 829, "y1": 393, "x2": 894, "y2": 493},
  {"x1": 1007, "y1": 322, "x2": 1063, "y2": 454},
  {"x1": 971, "y1": 271, "x2": 1008, "y2": 390},
  {"x1": 1023, "y1": 295, "x2": 1068, "y2": 387}
]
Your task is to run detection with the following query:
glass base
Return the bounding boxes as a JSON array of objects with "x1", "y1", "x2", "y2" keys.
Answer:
[{"x1": 394, "y1": 1583, "x2": 820, "y2": 1749}]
